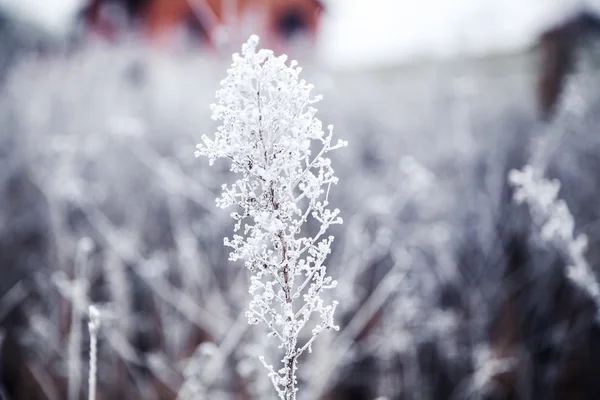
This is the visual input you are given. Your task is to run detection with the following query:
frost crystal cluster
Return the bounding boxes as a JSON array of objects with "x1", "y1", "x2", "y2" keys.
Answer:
[{"x1": 195, "y1": 35, "x2": 346, "y2": 400}]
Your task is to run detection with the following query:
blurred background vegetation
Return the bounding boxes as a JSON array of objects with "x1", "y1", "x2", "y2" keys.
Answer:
[{"x1": 1, "y1": 1, "x2": 600, "y2": 399}]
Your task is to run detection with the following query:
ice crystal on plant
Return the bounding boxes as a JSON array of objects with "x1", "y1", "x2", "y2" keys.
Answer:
[{"x1": 196, "y1": 35, "x2": 346, "y2": 400}]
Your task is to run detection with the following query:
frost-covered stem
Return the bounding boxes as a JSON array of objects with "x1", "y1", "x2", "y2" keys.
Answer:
[
  {"x1": 68, "y1": 238, "x2": 93, "y2": 400},
  {"x1": 67, "y1": 284, "x2": 84, "y2": 400},
  {"x1": 196, "y1": 35, "x2": 345, "y2": 400},
  {"x1": 88, "y1": 306, "x2": 100, "y2": 400},
  {"x1": 279, "y1": 229, "x2": 298, "y2": 400}
]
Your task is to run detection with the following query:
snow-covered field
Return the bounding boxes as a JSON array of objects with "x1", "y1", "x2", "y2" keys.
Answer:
[{"x1": 1, "y1": 2, "x2": 600, "y2": 399}]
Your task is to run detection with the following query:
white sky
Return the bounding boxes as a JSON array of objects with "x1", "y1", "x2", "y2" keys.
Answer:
[
  {"x1": 1, "y1": 0, "x2": 599, "y2": 70},
  {"x1": 317, "y1": 0, "x2": 600, "y2": 70},
  {"x1": 0, "y1": 0, "x2": 84, "y2": 34}
]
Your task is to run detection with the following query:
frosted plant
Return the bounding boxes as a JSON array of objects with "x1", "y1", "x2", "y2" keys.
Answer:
[
  {"x1": 463, "y1": 344, "x2": 517, "y2": 399},
  {"x1": 177, "y1": 342, "x2": 218, "y2": 399},
  {"x1": 509, "y1": 165, "x2": 600, "y2": 308},
  {"x1": 196, "y1": 35, "x2": 346, "y2": 399},
  {"x1": 88, "y1": 306, "x2": 100, "y2": 400}
]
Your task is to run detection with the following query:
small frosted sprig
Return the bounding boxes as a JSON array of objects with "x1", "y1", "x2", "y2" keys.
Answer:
[
  {"x1": 509, "y1": 165, "x2": 600, "y2": 304},
  {"x1": 196, "y1": 35, "x2": 345, "y2": 400}
]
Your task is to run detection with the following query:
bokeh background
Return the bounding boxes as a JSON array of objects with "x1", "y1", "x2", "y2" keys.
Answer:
[{"x1": 1, "y1": 1, "x2": 600, "y2": 399}]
